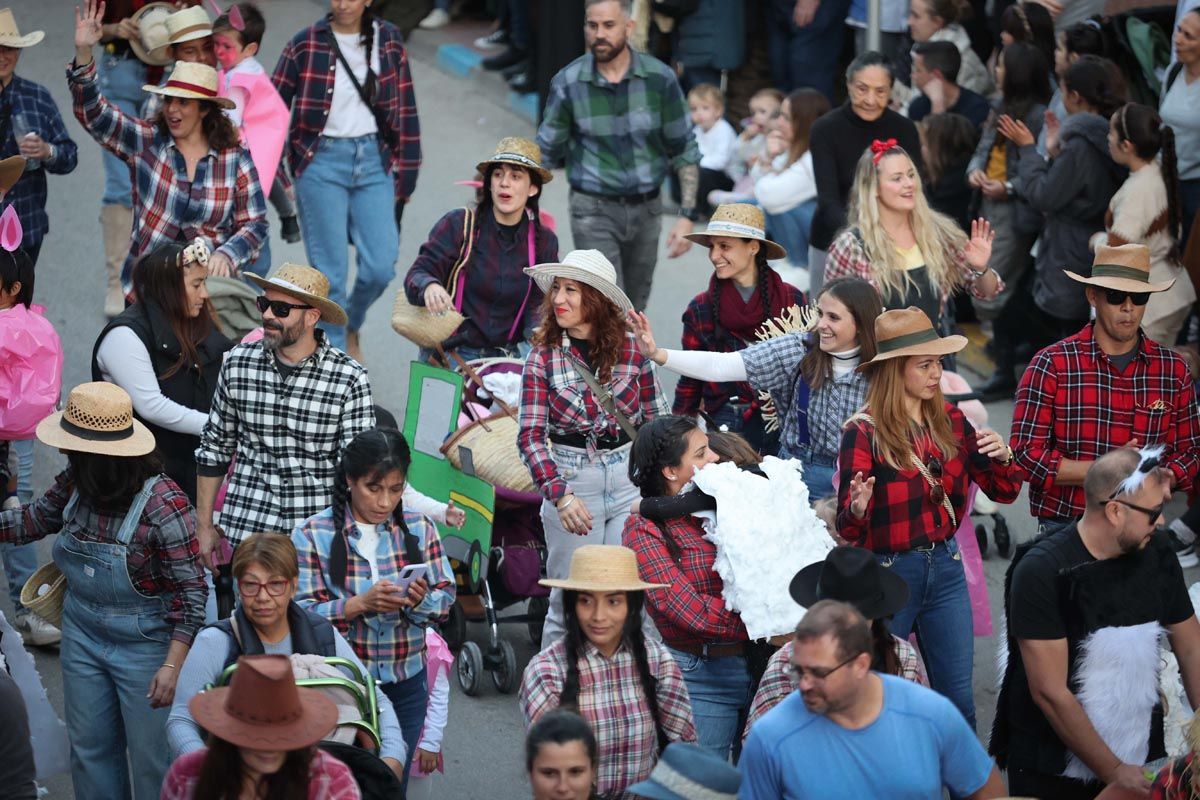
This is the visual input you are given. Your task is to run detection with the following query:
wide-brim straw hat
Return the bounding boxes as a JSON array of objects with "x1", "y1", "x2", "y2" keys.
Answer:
[
  {"x1": 1066, "y1": 242, "x2": 1174, "y2": 294},
  {"x1": 859, "y1": 307, "x2": 966, "y2": 370},
  {"x1": 540, "y1": 545, "x2": 669, "y2": 592},
  {"x1": 164, "y1": 5, "x2": 212, "y2": 46},
  {"x1": 476, "y1": 136, "x2": 553, "y2": 183},
  {"x1": 0, "y1": 156, "x2": 25, "y2": 195},
  {"x1": 130, "y1": 2, "x2": 177, "y2": 66},
  {"x1": 144, "y1": 61, "x2": 235, "y2": 109},
  {"x1": 789, "y1": 546, "x2": 910, "y2": 620},
  {"x1": 248, "y1": 263, "x2": 348, "y2": 326},
  {"x1": 683, "y1": 203, "x2": 787, "y2": 261},
  {"x1": 0, "y1": 8, "x2": 44, "y2": 48},
  {"x1": 36, "y1": 382, "x2": 156, "y2": 457},
  {"x1": 190, "y1": 655, "x2": 338, "y2": 751},
  {"x1": 525, "y1": 250, "x2": 634, "y2": 315}
]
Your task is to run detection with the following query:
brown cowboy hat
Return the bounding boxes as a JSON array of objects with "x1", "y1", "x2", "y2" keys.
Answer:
[
  {"x1": 36, "y1": 383, "x2": 156, "y2": 457},
  {"x1": 248, "y1": 263, "x2": 348, "y2": 326},
  {"x1": 1065, "y1": 243, "x2": 1174, "y2": 294},
  {"x1": 684, "y1": 203, "x2": 787, "y2": 261},
  {"x1": 189, "y1": 655, "x2": 338, "y2": 751},
  {"x1": 540, "y1": 545, "x2": 669, "y2": 592},
  {"x1": 859, "y1": 307, "x2": 966, "y2": 370},
  {"x1": 475, "y1": 136, "x2": 553, "y2": 184}
]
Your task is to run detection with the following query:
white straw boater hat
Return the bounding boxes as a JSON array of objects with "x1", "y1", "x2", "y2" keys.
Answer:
[
  {"x1": 1066, "y1": 242, "x2": 1175, "y2": 294},
  {"x1": 476, "y1": 136, "x2": 553, "y2": 184},
  {"x1": 859, "y1": 307, "x2": 966, "y2": 370},
  {"x1": 0, "y1": 8, "x2": 44, "y2": 48},
  {"x1": 540, "y1": 545, "x2": 668, "y2": 592},
  {"x1": 143, "y1": 62, "x2": 235, "y2": 109},
  {"x1": 163, "y1": 5, "x2": 213, "y2": 46},
  {"x1": 37, "y1": 383, "x2": 156, "y2": 457},
  {"x1": 248, "y1": 263, "x2": 348, "y2": 326},
  {"x1": 130, "y1": 2, "x2": 177, "y2": 67},
  {"x1": 525, "y1": 249, "x2": 634, "y2": 314},
  {"x1": 683, "y1": 203, "x2": 787, "y2": 261}
]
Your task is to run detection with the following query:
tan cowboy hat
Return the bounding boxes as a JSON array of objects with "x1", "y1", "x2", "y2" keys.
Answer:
[
  {"x1": 0, "y1": 156, "x2": 25, "y2": 195},
  {"x1": 143, "y1": 62, "x2": 235, "y2": 109},
  {"x1": 476, "y1": 136, "x2": 553, "y2": 184},
  {"x1": 129, "y1": 2, "x2": 176, "y2": 67},
  {"x1": 248, "y1": 263, "x2": 348, "y2": 326},
  {"x1": 684, "y1": 203, "x2": 787, "y2": 262},
  {"x1": 525, "y1": 249, "x2": 634, "y2": 314},
  {"x1": 0, "y1": 9, "x2": 44, "y2": 48},
  {"x1": 540, "y1": 545, "x2": 669, "y2": 592},
  {"x1": 163, "y1": 5, "x2": 212, "y2": 46},
  {"x1": 36, "y1": 383, "x2": 156, "y2": 457},
  {"x1": 1066, "y1": 243, "x2": 1175, "y2": 294},
  {"x1": 190, "y1": 655, "x2": 338, "y2": 751},
  {"x1": 859, "y1": 307, "x2": 967, "y2": 370}
]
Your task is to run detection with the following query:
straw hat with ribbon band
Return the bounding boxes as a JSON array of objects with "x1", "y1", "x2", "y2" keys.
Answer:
[
  {"x1": 163, "y1": 5, "x2": 213, "y2": 46},
  {"x1": 858, "y1": 307, "x2": 966, "y2": 371},
  {"x1": 540, "y1": 545, "x2": 669, "y2": 592},
  {"x1": 248, "y1": 263, "x2": 348, "y2": 326},
  {"x1": 129, "y1": 2, "x2": 177, "y2": 66},
  {"x1": 36, "y1": 382, "x2": 156, "y2": 457},
  {"x1": 1066, "y1": 242, "x2": 1175, "y2": 294},
  {"x1": 0, "y1": 156, "x2": 25, "y2": 197},
  {"x1": 476, "y1": 136, "x2": 553, "y2": 184},
  {"x1": 143, "y1": 61, "x2": 235, "y2": 109},
  {"x1": 683, "y1": 203, "x2": 787, "y2": 261},
  {"x1": 525, "y1": 249, "x2": 634, "y2": 315},
  {"x1": 789, "y1": 546, "x2": 910, "y2": 620},
  {"x1": 871, "y1": 137, "x2": 900, "y2": 164},
  {"x1": 0, "y1": 8, "x2": 44, "y2": 48},
  {"x1": 190, "y1": 655, "x2": 339, "y2": 750}
]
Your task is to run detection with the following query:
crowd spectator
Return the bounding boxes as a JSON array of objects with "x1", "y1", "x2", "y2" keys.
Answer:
[
  {"x1": 919, "y1": 113, "x2": 980, "y2": 231},
  {"x1": 481, "y1": 0, "x2": 533, "y2": 94},
  {"x1": 908, "y1": 41, "x2": 992, "y2": 128},
  {"x1": 997, "y1": 1, "x2": 1056, "y2": 70},
  {"x1": 1042, "y1": 17, "x2": 1111, "y2": 157},
  {"x1": 672, "y1": 0, "x2": 747, "y2": 93},
  {"x1": 845, "y1": 0, "x2": 910, "y2": 62},
  {"x1": 132, "y1": 6, "x2": 219, "y2": 143},
  {"x1": 682, "y1": 84, "x2": 736, "y2": 218},
  {"x1": 724, "y1": 87, "x2": 783, "y2": 192},
  {"x1": 906, "y1": 0, "x2": 995, "y2": 100},
  {"x1": 767, "y1": 0, "x2": 852, "y2": 102},
  {"x1": 525, "y1": 709, "x2": 598, "y2": 800},
  {"x1": 1161, "y1": 7, "x2": 1200, "y2": 246}
]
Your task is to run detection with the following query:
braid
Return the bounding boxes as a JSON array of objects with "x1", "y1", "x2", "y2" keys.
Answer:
[
  {"x1": 359, "y1": 5, "x2": 377, "y2": 100},
  {"x1": 560, "y1": 591, "x2": 584, "y2": 710},
  {"x1": 1161, "y1": 125, "x2": 1183, "y2": 264},
  {"x1": 708, "y1": 271, "x2": 725, "y2": 345},
  {"x1": 627, "y1": 595, "x2": 669, "y2": 752},
  {"x1": 329, "y1": 466, "x2": 351, "y2": 593},
  {"x1": 755, "y1": 251, "x2": 772, "y2": 327},
  {"x1": 870, "y1": 619, "x2": 901, "y2": 676}
]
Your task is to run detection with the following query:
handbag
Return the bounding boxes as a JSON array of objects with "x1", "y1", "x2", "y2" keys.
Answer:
[
  {"x1": 562, "y1": 351, "x2": 639, "y2": 441},
  {"x1": 391, "y1": 208, "x2": 474, "y2": 348}
]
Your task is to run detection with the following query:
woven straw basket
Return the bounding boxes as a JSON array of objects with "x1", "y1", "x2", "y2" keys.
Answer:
[
  {"x1": 441, "y1": 413, "x2": 537, "y2": 494},
  {"x1": 21, "y1": 562, "x2": 66, "y2": 627},
  {"x1": 391, "y1": 291, "x2": 465, "y2": 349}
]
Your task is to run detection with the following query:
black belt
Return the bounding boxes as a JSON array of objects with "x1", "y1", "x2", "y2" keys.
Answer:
[
  {"x1": 550, "y1": 431, "x2": 631, "y2": 450},
  {"x1": 572, "y1": 186, "x2": 661, "y2": 205}
]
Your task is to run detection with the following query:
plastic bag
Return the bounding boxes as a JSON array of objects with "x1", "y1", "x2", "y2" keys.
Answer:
[{"x1": 0, "y1": 304, "x2": 63, "y2": 439}]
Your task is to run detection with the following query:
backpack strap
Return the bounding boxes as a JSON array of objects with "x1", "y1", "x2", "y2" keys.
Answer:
[{"x1": 1165, "y1": 62, "x2": 1184, "y2": 96}]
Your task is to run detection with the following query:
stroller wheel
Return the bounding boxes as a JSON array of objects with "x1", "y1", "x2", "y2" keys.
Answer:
[
  {"x1": 440, "y1": 601, "x2": 468, "y2": 651},
  {"x1": 457, "y1": 641, "x2": 485, "y2": 697},
  {"x1": 491, "y1": 639, "x2": 519, "y2": 694},
  {"x1": 527, "y1": 596, "x2": 549, "y2": 648},
  {"x1": 975, "y1": 524, "x2": 988, "y2": 559},
  {"x1": 994, "y1": 516, "x2": 1012, "y2": 558}
]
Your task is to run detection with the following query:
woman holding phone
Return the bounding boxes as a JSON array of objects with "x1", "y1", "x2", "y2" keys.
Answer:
[{"x1": 292, "y1": 427, "x2": 456, "y2": 792}]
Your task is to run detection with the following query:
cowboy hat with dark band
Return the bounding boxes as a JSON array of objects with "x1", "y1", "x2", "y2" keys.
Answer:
[
  {"x1": 858, "y1": 307, "x2": 966, "y2": 371},
  {"x1": 1066, "y1": 243, "x2": 1174, "y2": 294},
  {"x1": 36, "y1": 383, "x2": 156, "y2": 457},
  {"x1": 248, "y1": 263, "x2": 348, "y2": 325},
  {"x1": 789, "y1": 546, "x2": 910, "y2": 620}
]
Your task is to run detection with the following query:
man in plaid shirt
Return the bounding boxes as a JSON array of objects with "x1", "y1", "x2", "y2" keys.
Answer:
[{"x1": 536, "y1": 0, "x2": 701, "y2": 310}]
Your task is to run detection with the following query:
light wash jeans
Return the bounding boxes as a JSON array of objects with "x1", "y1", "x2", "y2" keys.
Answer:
[
  {"x1": 97, "y1": 54, "x2": 148, "y2": 206},
  {"x1": 798, "y1": 450, "x2": 837, "y2": 502},
  {"x1": 764, "y1": 199, "x2": 816, "y2": 269},
  {"x1": 666, "y1": 646, "x2": 753, "y2": 761},
  {"x1": 2, "y1": 439, "x2": 37, "y2": 610},
  {"x1": 295, "y1": 135, "x2": 400, "y2": 347}
]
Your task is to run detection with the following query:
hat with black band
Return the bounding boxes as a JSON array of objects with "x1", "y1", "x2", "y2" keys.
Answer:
[
  {"x1": 858, "y1": 307, "x2": 966, "y2": 371},
  {"x1": 36, "y1": 383, "x2": 156, "y2": 457}
]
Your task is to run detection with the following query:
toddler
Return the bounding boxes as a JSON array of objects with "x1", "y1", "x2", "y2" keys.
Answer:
[
  {"x1": 711, "y1": 88, "x2": 785, "y2": 206},
  {"x1": 685, "y1": 83, "x2": 737, "y2": 217}
]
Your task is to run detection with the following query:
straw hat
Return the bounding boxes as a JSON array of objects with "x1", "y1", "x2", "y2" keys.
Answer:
[
  {"x1": 143, "y1": 62, "x2": 235, "y2": 109},
  {"x1": 525, "y1": 250, "x2": 634, "y2": 315},
  {"x1": 540, "y1": 545, "x2": 669, "y2": 592},
  {"x1": 189, "y1": 655, "x2": 338, "y2": 750},
  {"x1": 163, "y1": 5, "x2": 212, "y2": 46},
  {"x1": 129, "y1": 2, "x2": 176, "y2": 66},
  {"x1": 0, "y1": 9, "x2": 44, "y2": 48},
  {"x1": 36, "y1": 382, "x2": 156, "y2": 457},
  {"x1": 859, "y1": 307, "x2": 966, "y2": 370},
  {"x1": 683, "y1": 203, "x2": 787, "y2": 261},
  {"x1": 248, "y1": 263, "x2": 348, "y2": 325},
  {"x1": 1066, "y1": 243, "x2": 1174, "y2": 294},
  {"x1": 476, "y1": 137, "x2": 553, "y2": 184},
  {"x1": 0, "y1": 156, "x2": 25, "y2": 196}
]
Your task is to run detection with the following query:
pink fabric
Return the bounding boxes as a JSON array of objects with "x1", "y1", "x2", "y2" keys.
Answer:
[
  {"x1": 940, "y1": 371, "x2": 988, "y2": 430},
  {"x1": 953, "y1": 484, "x2": 992, "y2": 637},
  {"x1": 409, "y1": 629, "x2": 454, "y2": 778},
  {"x1": 220, "y1": 69, "x2": 289, "y2": 188},
  {"x1": 0, "y1": 304, "x2": 63, "y2": 439}
]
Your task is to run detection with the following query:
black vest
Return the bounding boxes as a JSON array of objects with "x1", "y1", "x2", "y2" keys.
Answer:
[{"x1": 210, "y1": 602, "x2": 339, "y2": 671}]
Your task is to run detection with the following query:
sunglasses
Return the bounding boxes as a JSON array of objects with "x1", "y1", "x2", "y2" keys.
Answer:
[
  {"x1": 927, "y1": 456, "x2": 945, "y2": 505},
  {"x1": 1103, "y1": 289, "x2": 1150, "y2": 307},
  {"x1": 256, "y1": 296, "x2": 313, "y2": 317},
  {"x1": 1110, "y1": 499, "x2": 1164, "y2": 522}
]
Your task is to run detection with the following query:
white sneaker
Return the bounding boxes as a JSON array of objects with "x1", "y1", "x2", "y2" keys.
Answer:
[
  {"x1": 419, "y1": 8, "x2": 451, "y2": 29},
  {"x1": 15, "y1": 611, "x2": 62, "y2": 647},
  {"x1": 474, "y1": 28, "x2": 508, "y2": 49}
]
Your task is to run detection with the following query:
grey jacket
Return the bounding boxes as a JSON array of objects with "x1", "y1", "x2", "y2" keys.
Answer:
[{"x1": 968, "y1": 102, "x2": 1047, "y2": 235}]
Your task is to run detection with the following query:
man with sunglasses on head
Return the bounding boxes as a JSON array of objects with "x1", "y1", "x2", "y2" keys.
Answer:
[
  {"x1": 992, "y1": 446, "x2": 1200, "y2": 800},
  {"x1": 1011, "y1": 243, "x2": 1200, "y2": 541}
]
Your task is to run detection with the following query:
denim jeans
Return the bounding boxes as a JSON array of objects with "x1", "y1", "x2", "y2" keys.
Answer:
[
  {"x1": 768, "y1": 0, "x2": 852, "y2": 101},
  {"x1": 295, "y1": 135, "x2": 400, "y2": 347},
  {"x1": 710, "y1": 404, "x2": 780, "y2": 457},
  {"x1": 797, "y1": 450, "x2": 837, "y2": 501},
  {"x1": 2, "y1": 439, "x2": 36, "y2": 610},
  {"x1": 380, "y1": 667, "x2": 429, "y2": 794},
  {"x1": 97, "y1": 54, "x2": 147, "y2": 206},
  {"x1": 877, "y1": 539, "x2": 976, "y2": 728},
  {"x1": 764, "y1": 200, "x2": 817, "y2": 269},
  {"x1": 666, "y1": 647, "x2": 753, "y2": 762}
]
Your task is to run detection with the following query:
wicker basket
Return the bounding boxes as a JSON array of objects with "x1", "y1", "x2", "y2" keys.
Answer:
[
  {"x1": 20, "y1": 562, "x2": 65, "y2": 627},
  {"x1": 390, "y1": 291, "x2": 465, "y2": 349},
  {"x1": 441, "y1": 413, "x2": 537, "y2": 495}
]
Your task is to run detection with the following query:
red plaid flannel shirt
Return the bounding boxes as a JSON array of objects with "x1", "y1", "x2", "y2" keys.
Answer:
[
  {"x1": 271, "y1": 16, "x2": 421, "y2": 199},
  {"x1": 1011, "y1": 323, "x2": 1200, "y2": 520},
  {"x1": 623, "y1": 513, "x2": 747, "y2": 646},
  {"x1": 836, "y1": 404, "x2": 1022, "y2": 552}
]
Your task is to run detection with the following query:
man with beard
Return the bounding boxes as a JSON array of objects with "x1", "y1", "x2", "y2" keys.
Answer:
[
  {"x1": 1011, "y1": 243, "x2": 1200, "y2": 539},
  {"x1": 193, "y1": 264, "x2": 374, "y2": 589},
  {"x1": 740, "y1": 600, "x2": 1006, "y2": 799},
  {"x1": 536, "y1": 0, "x2": 700, "y2": 311},
  {"x1": 990, "y1": 446, "x2": 1200, "y2": 799}
]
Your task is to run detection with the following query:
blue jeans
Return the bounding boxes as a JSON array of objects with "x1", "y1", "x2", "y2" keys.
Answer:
[
  {"x1": 764, "y1": 200, "x2": 817, "y2": 268},
  {"x1": 380, "y1": 667, "x2": 428, "y2": 794},
  {"x1": 97, "y1": 54, "x2": 147, "y2": 206},
  {"x1": 877, "y1": 539, "x2": 976, "y2": 728},
  {"x1": 710, "y1": 403, "x2": 780, "y2": 457},
  {"x1": 2, "y1": 439, "x2": 36, "y2": 610},
  {"x1": 768, "y1": 0, "x2": 852, "y2": 101},
  {"x1": 667, "y1": 647, "x2": 753, "y2": 761},
  {"x1": 295, "y1": 135, "x2": 399, "y2": 347},
  {"x1": 798, "y1": 450, "x2": 837, "y2": 501}
]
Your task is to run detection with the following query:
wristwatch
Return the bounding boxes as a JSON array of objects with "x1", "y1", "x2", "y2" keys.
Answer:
[
  {"x1": 679, "y1": 207, "x2": 699, "y2": 222},
  {"x1": 1004, "y1": 180, "x2": 1014, "y2": 197}
]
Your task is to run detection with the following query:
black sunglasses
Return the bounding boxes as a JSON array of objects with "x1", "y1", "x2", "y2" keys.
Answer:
[
  {"x1": 256, "y1": 296, "x2": 313, "y2": 317},
  {"x1": 927, "y1": 456, "x2": 945, "y2": 505},
  {"x1": 1111, "y1": 499, "x2": 1165, "y2": 522},
  {"x1": 1104, "y1": 289, "x2": 1151, "y2": 307}
]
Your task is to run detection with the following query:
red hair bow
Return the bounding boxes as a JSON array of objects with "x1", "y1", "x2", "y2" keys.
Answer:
[{"x1": 870, "y1": 138, "x2": 898, "y2": 164}]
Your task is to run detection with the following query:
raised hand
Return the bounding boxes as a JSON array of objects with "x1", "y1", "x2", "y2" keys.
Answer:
[
  {"x1": 75, "y1": 0, "x2": 106, "y2": 51},
  {"x1": 627, "y1": 310, "x2": 662, "y2": 362},
  {"x1": 965, "y1": 218, "x2": 995, "y2": 272},
  {"x1": 996, "y1": 115, "x2": 1034, "y2": 148},
  {"x1": 848, "y1": 471, "x2": 875, "y2": 520}
]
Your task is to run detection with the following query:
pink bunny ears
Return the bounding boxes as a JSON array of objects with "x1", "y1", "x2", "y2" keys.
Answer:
[
  {"x1": 0, "y1": 206, "x2": 22, "y2": 253},
  {"x1": 205, "y1": 0, "x2": 246, "y2": 30}
]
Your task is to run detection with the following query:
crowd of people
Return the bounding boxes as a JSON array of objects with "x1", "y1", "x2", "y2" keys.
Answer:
[{"x1": 6, "y1": 0, "x2": 1200, "y2": 798}]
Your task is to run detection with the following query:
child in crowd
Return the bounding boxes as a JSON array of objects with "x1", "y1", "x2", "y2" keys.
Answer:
[
  {"x1": 920, "y1": 112, "x2": 979, "y2": 232},
  {"x1": 730, "y1": 88, "x2": 785, "y2": 184},
  {"x1": 687, "y1": 83, "x2": 737, "y2": 217},
  {"x1": 406, "y1": 628, "x2": 453, "y2": 799}
]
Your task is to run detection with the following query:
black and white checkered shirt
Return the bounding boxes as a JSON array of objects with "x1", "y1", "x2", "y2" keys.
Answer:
[{"x1": 195, "y1": 335, "x2": 375, "y2": 543}]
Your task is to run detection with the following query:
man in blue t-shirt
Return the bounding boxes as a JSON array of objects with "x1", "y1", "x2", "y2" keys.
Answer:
[
  {"x1": 740, "y1": 600, "x2": 1004, "y2": 799},
  {"x1": 908, "y1": 41, "x2": 991, "y2": 129}
]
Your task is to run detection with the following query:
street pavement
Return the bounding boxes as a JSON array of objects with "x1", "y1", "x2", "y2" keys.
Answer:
[{"x1": 6, "y1": 2, "x2": 1192, "y2": 797}]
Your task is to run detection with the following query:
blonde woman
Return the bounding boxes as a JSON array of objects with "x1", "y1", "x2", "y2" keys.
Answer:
[{"x1": 825, "y1": 140, "x2": 1001, "y2": 330}]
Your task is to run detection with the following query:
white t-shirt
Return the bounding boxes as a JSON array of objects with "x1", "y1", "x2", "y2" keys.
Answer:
[
  {"x1": 695, "y1": 117, "x2": 738, "y2": 175},
  {"x1": 751, "y1": 151, "x2": 817, "y2": 215},
  {"x1": 1160, "y1": 69, "x2": 1200, "y2": 180},
  {"x1": 323, "y1": 28, "x2": 380, "y2": 138},
  {"x1": 355, "y1": 521, "x2": 381, "y2": 582}
]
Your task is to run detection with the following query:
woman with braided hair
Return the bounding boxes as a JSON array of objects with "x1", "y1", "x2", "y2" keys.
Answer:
[{"x1": 291, "y1": 427, "x2": 455, "y2": 792}]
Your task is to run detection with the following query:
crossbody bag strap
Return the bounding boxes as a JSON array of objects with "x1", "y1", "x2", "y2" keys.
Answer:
[
  {"x1": 505, "y1": 210, "x2": 537, "y2": 344},
  {"x1": 448, "y1": 208, "x2": 476, "y2": 313},
  {"x1": 325, "y1": 26, "x2": 395, "y2": 148},
  {"x1": 563, "y1": 351, "x2": 639, "y2": 441}
]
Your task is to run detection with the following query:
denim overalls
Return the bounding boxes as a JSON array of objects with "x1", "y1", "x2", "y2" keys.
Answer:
[{"x1": 56, "y1": 477, "x2": 170, "y2": 800}]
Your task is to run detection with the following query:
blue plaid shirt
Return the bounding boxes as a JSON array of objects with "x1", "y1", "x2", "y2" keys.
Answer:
[{"x1": 1, "y1": 75, "x2": 78, "y2": 248}]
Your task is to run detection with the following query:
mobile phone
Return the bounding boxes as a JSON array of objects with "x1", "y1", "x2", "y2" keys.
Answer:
[{"x1": 394, "y1": 564, "x2": 428, "y2": 593}]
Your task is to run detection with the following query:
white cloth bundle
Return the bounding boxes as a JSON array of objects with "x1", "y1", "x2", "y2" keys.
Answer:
[{"x1": 481, "y1": 371, "x2": 522, "y2": 413}]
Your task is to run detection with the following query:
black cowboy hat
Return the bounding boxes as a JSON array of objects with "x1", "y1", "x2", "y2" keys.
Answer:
[{"x1": 789, "y1": 546, "x2": 910, "y2": 620}]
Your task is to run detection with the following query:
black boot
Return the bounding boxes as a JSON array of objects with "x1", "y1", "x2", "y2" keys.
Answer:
[
  {"x1": 978, "y1": 364, "x2": 1017, "y2": 401},
  {"x1": 482, "y1": 47, "x2": 528, "y2": 71}
]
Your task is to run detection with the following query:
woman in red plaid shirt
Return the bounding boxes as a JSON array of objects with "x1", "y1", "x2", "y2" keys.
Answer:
[{"x1": 836, "y1": 308, "x2": 1021, "y2": 729}]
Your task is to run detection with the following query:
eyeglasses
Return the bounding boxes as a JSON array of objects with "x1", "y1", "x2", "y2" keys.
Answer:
[
  {"x1": 255, "y1": 296, "x2": 313, "y2": 317},
  {"x1": 788, "y1": 653, "x2": 861, "y2": 682},
  {"x1": 1103, "y1": 289, "x2": 1151, "y2": 307},
  {"x1": 238, "y1": 578, "x2": 291, "y2": 597},
  {"x1": 1110, "y1": 499, "x2": 1164, "y2": 522},
  {"x1": 927, "y1": 456, "x2": 945, "y2": 505}
]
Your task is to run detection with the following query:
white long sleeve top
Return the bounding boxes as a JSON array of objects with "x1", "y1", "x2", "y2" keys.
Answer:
[{"x1": 95, "y1": 326, "x2": 209, "y2": 435}]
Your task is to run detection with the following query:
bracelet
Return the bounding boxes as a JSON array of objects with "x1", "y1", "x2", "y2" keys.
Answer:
[
  {"x1": 558, "y1": 495, "x2": 576, "y2": 512},
  {"x1": 162, "y1": 663, "x2": 176, "y2": 670}
]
